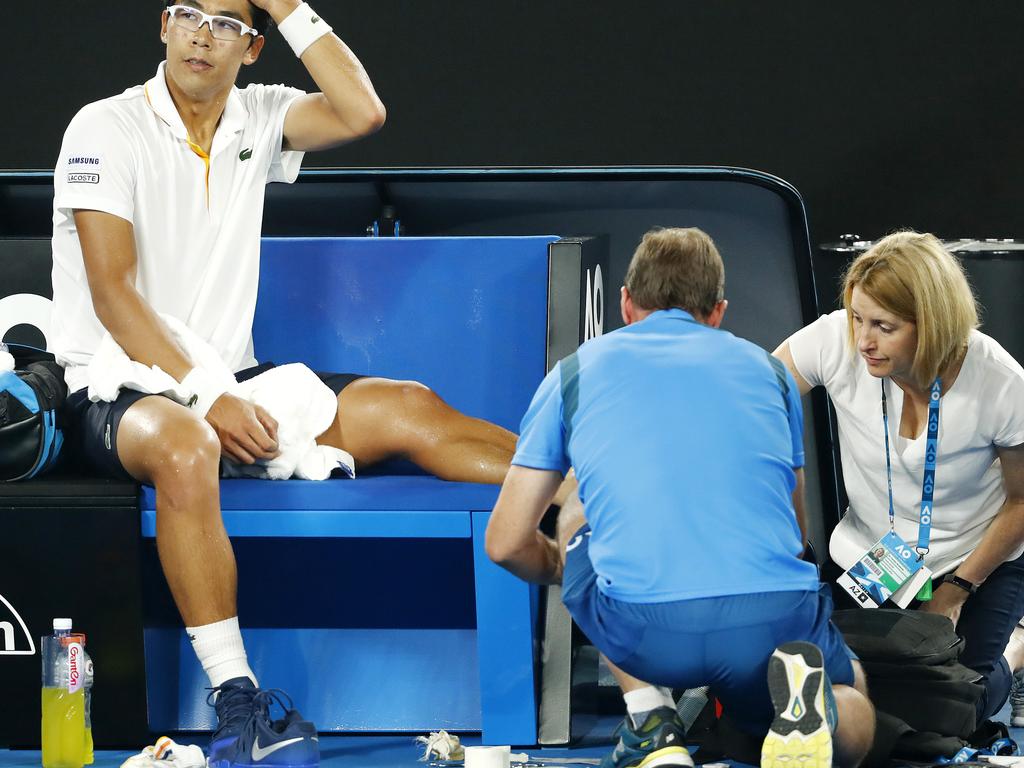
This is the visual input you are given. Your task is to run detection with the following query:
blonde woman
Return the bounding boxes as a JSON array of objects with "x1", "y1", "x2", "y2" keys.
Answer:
[{"x1": 774, "y1": 231, "x2": 1024, "y2": 722}]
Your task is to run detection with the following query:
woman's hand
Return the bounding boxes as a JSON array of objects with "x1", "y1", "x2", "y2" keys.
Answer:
[{"x1": 919, "y1": 582, "x2": 969, "y2": 627}]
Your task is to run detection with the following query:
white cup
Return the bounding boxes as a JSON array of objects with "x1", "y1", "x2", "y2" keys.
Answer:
[{"x1": 464, "y1": 745, "x2": 511, "y2": 768}]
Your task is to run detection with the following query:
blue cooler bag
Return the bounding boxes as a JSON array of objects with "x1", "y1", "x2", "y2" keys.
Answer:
[{"x1": 0, "y1": 344, "x2": 67, "y2": 481}]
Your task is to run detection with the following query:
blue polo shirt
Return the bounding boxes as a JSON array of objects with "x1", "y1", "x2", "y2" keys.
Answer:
[{"x1": 513, "y1": 308, "x2": 819, "y2": 603}]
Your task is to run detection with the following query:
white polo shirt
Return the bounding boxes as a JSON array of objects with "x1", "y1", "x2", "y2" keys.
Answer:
[
  {"x1": 789, "y1": 309, "x2": 1024, "y2": 576},
  {"x1": 51, "y1": 61, "x2": 305, "y2": 394}
]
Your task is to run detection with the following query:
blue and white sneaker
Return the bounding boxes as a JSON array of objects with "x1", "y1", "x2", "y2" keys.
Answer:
[
  {"x1": 761, "y1": 642, "x2": 835, "y2": 768},
  {"x1": 207, "y1": 680, "x2": 319, "y2": 768},
  {"x1": 599, "y1": 707, "x2": 693, "y2": 768}
]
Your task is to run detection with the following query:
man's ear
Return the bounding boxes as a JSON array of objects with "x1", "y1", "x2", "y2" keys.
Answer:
[
  {"x1": 243, "y1": 35, "x2": 266, "y2": 66},
  {"x1": 705, "y1": 299, "x2": 728, "y2": 328},
  {"x1": 160, "y1": 10, "x2": 169, "y2": 43},
  {"x1": 620, "y1": 286, "x2": 634, "y2": 326}
]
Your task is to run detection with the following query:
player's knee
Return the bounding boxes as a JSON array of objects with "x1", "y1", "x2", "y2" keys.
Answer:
[
  {"x1": 150, "y1": 419, "x2": 221, "y2": 485},
  {"x1": 391, "y1": 379, "x2": 442, "y2": 415}
]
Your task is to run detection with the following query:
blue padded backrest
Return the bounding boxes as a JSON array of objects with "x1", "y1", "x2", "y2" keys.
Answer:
[{"x1": 253, "y1": 236, "x2": 557, "y2": 433}]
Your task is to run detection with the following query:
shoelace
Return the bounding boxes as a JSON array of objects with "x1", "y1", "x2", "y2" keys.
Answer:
[
  {"x1": 206, "y1": 681, "x2": 261, "y2": 737},
  {"x1": 1011, "y1": 671, "x2": 1024, "y2": 711},
  {"x1": 234, "y1": 689, "x2": 299, "y2": 748}
]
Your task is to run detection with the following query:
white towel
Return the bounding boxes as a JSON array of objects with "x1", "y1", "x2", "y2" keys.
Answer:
[
  {"x1": 86, "y1": 318, "x2": 355, "y2": 481},
  {"x1": 120, "y1": 736, "x2": 206, "y2": 768},
  {"x1": 87, "y1": 316, "x2": 233, "y2": 406},
  {"x1": 224, "y1": 363, "x2": 355, "y2": 481},
  {"x1": 0, "y1": 349, "x2": 14, "y2": 372}
]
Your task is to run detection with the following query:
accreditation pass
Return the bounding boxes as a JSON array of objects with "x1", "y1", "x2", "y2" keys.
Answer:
[{"x1": 837, "y1": 531, "x2": 924, "y2": 608}]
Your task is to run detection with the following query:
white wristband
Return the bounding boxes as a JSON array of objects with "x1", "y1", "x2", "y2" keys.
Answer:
[
  {"x1": 278, "y1": 3, "x2": 333, "y2": 58},
  {"x1": 181, "y1": 367, "x2": 229, "y2": 420}
]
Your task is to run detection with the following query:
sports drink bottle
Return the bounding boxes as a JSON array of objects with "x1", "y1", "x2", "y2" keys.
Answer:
[{"x1": 41, "y1": 618, "x2": 85, "y2": 768}]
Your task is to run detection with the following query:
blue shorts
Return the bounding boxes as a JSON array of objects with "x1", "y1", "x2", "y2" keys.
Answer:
[
  {"x1": 64, "y1": 363, "x2": 363, "y2": 481},
  {"x1": 562, "y1": 525, "x2": 856, "y2": 734}
]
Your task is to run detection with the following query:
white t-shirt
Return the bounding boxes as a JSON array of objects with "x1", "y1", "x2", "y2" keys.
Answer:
[
  {"x1": 789, "y1": 309, "x2": 1024, "y2": 576},
  {"x1": 51, "y1": 61, "x2": 305, "y2": 394}
]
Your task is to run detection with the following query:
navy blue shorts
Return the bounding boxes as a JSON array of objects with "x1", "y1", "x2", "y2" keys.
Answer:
[
  {"x1": 64, "y1": 363, "x2": 363, "y2": 481},
  {"x1": 562, "y1": 525, "x2": 856, "y2": 734}
]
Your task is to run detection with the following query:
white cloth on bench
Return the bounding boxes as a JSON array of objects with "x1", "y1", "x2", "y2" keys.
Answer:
[{"x1": 86, "y1": 316, "x2": 354, "y2": 480}]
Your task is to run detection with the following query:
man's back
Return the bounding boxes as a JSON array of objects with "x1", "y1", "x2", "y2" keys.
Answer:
[{"x1": 518, "y1": 308, "x2": 818, "y2": 602}]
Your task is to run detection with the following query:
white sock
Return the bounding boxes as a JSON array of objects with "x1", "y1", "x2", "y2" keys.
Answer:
[
  {"x1": 624, "y1": 686, "x2": 675, "y2": 728},
  {"x1": 186, "y1": 617, "x2": 257, "y2": 688}
]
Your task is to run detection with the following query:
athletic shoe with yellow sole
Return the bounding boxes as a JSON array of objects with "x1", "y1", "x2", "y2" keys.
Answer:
[
  {"x1": 761, "y1": 642, "x2": 836, "y2": 768},
  {"x1": 599, "y1": 706, "x2": 694, "y2": 768}
]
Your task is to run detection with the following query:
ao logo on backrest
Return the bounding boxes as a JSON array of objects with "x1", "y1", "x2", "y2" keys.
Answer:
[
  {"x1": 583, "y1": 264, "x2": 604, "y2": 341},
  {"x1": 0, "y1": 293, "x2": 53, "y2": 347},
  {"x1": 0, "y1": 593, "x2": 35, "y2": 655}
]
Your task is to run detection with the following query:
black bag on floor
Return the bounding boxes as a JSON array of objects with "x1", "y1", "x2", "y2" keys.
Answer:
[
  {"x1": 831, "y1": 608, "x2": 986, "y2": 766},
  {"x1": 687, "y1": 608, "x2": 988, "y2": 767},
  {"x1": 0, "y1": 343, "x2": 67, "y2": 481}
]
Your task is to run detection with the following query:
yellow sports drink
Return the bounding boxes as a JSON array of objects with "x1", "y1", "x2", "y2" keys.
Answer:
[
  {"x1": 41, "y1": 687, "x2": 85, "y2": 768},
  {"x1": 41, "y1": 620, "x2": 86, "y2": 768}
]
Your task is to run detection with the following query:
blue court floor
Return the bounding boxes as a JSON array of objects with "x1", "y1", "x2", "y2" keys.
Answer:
[{"x1": 3, "y1": 700, "x2": 1021, "y2": 768}]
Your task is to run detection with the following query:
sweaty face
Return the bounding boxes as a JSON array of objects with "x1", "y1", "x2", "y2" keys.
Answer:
[
  {"x1": 161, "y1": 1, "x2": 260, "y2": 98},
  {"x1": 849, "y1": 285, "x2": 918, "y2": 382}
]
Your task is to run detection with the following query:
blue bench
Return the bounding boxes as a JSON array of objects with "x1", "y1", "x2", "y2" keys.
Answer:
[{"x1": 140, "y1": 236, "x2": 567, "y2": 744}]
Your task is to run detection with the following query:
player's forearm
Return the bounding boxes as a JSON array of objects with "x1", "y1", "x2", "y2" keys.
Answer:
[
  {"x1": 300, "y1": 36, "x2": 386, "y2": 137},
  {"x1": 92, "y1": 283, "x2": 193, "y2": 381},
  {"x1": 268, "y1": 1, "x2": 385, "y2": 138},
  {"x1": 490, "y1": 532, "x2": 563, "y2": 586}
]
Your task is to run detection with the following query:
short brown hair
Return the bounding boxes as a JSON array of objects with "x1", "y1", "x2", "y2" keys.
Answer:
[
  {"x1": 842, "y1": 231, "x2": 978, "y2": 388},
  {"x1": 624, "y1": 227, "x2": 725, "y2": 317}
]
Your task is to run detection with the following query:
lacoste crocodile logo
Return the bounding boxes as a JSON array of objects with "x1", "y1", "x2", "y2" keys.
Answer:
[{"x1": 239, "y1": 147, "x2": 253, "y2": 161}]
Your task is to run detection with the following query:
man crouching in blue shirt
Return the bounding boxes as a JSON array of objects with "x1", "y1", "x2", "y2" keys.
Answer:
[{"x1": 486, "y1": 228, "x2": 875, "y2": 768}]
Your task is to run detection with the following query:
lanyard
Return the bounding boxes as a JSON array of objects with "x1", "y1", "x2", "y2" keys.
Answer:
[{"x1": 881, "y1": 377, "x2": 941, "y2": 559}]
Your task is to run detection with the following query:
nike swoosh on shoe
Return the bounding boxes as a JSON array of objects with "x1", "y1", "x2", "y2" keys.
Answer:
[{"x1": 251, "y1": 736, "x2": 306, "y2": 762}]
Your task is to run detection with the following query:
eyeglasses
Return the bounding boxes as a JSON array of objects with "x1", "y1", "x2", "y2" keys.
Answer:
[{"x1": 167, "y1": 5, "x2": 258, "y2": 42}]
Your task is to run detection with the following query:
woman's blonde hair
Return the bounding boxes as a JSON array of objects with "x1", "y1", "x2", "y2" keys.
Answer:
[{"x1": 842, "y1": 231, "x2": 978, "y2": 388}]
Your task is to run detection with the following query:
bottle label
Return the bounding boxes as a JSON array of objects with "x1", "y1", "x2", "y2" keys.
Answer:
[{"x1": 66, "y1": 642, "x2": 84, "y2": 694}]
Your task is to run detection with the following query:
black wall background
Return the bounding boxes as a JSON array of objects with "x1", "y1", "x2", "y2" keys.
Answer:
[{"x1": 6, "y1": 1, "x2": 1023, "y2": 264}]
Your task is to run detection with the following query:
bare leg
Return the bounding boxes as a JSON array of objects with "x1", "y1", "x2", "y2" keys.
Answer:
[
  {"x1": 118, "y1": 396, "x2": 235, "y2": 626},
  {"x1": 832, "y1": 662, "x2": 875, "y2": 768},
  {"x1": 318, "y1": 378, "x2": 518, "y2": 484}
]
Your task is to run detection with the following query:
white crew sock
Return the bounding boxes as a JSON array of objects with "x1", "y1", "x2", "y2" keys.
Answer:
[
  {"x1": 186, "y1": 617, "x2": 257, "y2": 688},
  {"x1": 624, "y1": 685, "x2": 675, "y2": 728}
]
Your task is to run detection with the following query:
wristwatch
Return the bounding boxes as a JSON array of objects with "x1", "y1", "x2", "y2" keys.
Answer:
[{"x1": 941, "y1": 573, "x2": 978, "y2": 595}]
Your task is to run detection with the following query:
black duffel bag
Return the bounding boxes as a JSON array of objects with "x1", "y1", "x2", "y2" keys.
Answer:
[
  {"x1": 0, "y1": 343, "x2": 67, "y2": 481},
  {"x1": 832, "y1": 608, "x2": 986, "y2": 766}
]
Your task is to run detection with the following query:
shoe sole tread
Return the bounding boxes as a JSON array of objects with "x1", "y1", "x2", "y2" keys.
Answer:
[{"x1": 761, "y1": 641, "x2": 832, "y2": 768}]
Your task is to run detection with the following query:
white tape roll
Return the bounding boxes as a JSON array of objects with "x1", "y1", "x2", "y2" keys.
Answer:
[{"x1": 464, "y1": 745, "x2": 511, "y2": 768}]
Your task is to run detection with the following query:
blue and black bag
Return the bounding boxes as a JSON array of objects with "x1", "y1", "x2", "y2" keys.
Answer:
[{"x1": 0, "y1": 343, "x2": 67, "y2": 481}]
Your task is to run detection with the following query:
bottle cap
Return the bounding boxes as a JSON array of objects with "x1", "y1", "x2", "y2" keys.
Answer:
[{"x1": 53, "y1": 618, "x2": 72, "y2": 631}]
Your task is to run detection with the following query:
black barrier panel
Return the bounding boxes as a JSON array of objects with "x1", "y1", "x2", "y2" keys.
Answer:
[{"x1": 0, "y1": 477, "x2": 148, "y2": 748}]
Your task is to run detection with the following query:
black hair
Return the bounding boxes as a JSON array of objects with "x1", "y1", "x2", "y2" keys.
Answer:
[{"x1": 164, "y1": 1, "x2": 274, "y2": 37}]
